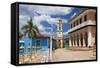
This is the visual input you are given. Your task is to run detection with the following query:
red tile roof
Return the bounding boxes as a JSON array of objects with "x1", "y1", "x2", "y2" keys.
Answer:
[{"x1": 34, "y1": 34, "x2": 50, "y2": 38}]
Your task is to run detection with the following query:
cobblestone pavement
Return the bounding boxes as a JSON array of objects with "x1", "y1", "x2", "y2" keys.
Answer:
[
  {"x1": 19, "y1": 48, "x2": 96, "y2": 64},
  {"x1": 51, "y1": 48, "x2": 96, "y2": 62}
]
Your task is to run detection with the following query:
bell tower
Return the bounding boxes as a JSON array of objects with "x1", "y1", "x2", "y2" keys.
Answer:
[{"x1": 56, "y1": 17, "x2": 63, "y2": 48}]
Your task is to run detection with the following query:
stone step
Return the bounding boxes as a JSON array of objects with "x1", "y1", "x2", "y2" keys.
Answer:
[{"x1": 68, "y1": 47, "x2": 95, "y2": 51}]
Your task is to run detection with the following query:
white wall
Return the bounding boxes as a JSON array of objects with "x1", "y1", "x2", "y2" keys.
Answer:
[{"x1": 0, "y1": 0, "x2": 99, "y2": 68}]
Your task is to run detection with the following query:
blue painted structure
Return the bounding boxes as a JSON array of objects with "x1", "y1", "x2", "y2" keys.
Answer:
[
  {"x1": 19, "y1": 36, "x2": 50, "y2": 54},
  {"x1": 32, "y1": 37, "x2": 50, "y2": 50}
]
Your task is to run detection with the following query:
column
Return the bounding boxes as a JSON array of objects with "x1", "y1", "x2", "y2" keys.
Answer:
[
  {"x1": 71, "y1": 37, "x2": 73, "y2": 47},
  {"x1": 92, "y1": 32, "x2": 96, "y2": 47},
  {"x1": 75, "y1": 35, "x2": 78, "y2": 47},
  {"x1": 56, "y1": 39, "x2": 59, "y2": 48},
  {"x1": 74, "y1": 35, "x2": 76, "y2": 47},
  {"x1": 83, "y1": 33, "x2": 86, "y2": 47},
  {"x1": 60, "y1": 39, "x2": 63, "y2": 48},
  {"x1": 69, "y1": 36, "x2": 72, "y2": 47},
  {"x1": 77, "y1": 34, "x2": 79, "y2": 47},
  {"x1": 72, "y1": 37, "x2": 75, "y2": 47},
  {"x1": 72, "y1": 37, "x2": 74, "y2": 47},
  {"x1": 79, "y1": 34, "x2": 81, "y2": 47},
  {"x1": 88, "y1": 27, "x2": 93, "y2": 47}
]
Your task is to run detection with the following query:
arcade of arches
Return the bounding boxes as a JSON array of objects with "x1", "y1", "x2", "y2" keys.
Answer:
[{"x1": 69, "y1": 26, "x2": 96, "y2": 47}]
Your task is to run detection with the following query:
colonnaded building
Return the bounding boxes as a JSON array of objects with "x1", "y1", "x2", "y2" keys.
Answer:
[{"x1": 68, "y1": 8, "x2": 96, "y2": 48}]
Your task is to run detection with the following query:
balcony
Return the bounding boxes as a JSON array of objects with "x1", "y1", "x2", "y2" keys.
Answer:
[{"x1": 68, "y1": 20, "x2": 96, "y2": 33}]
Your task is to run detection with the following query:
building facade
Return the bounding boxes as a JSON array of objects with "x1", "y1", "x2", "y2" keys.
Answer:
[
  {"x1": 68, "y1": 9, "x2": 96, "y2": 48},
  {"x1": 32, "y1": 36, "x2": 50, "y2": 50},
  {"x1": 56, "y1": 18, "x2": 63, "y2": 48}
]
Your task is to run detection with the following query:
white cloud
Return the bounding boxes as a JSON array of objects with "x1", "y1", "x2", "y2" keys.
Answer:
[
  {"x1": 71, "y1": 12, "x2": 76, "y2": 18},
  {"x1": 34, "y1": 6, "x2": 73, "y2": 16},
  {"x1": 33, "y1": 14, "x2": 68, "y2": 25},
  {"x1": 19, "y1": 15, "x2": 49, "y2": 33},
  {"x1": 19, "y1": 4, "x2": 71, "y2": 34},
  {"x1": 19, "y1": 4, "x2": 73, "y2": 16},
  {"x1": 63, "y1": 32, "x2": 68, "y2": 35},
  {"x1": 37, "y1": 24, "x2": 45, "y2": 32},
  {"x1": 19, "y1": 15, "x2": 29, "y2": 32},
  {"x1": 19, "y1": 14, "x2": 68, "y2": 33}
]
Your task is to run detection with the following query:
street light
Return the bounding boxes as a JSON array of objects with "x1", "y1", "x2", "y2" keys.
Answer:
[{"x1": 49, "y1": 23, "x2": 53, "y2": 61}]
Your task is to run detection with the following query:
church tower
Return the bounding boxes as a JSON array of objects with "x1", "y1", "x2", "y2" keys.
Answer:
[{"x1": 56, "y1": 17, "x2": 63, "y2": 48}]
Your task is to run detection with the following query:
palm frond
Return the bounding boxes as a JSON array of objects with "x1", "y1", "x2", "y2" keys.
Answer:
[
  {"x1": 33, "y1": 25, "x2": 40, "y2": 33},
  {"x1": 21, "y1": 17, "x2": 40, "y2": 38},
  {"x1": 24, "y1": 29, "x2": 29, "y2": 36},
  {"x1": 21, "y1": 25, "x2": 29, "y2": 30}
]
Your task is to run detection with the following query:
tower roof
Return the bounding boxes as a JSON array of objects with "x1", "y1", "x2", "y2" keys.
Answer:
[{"x1": 58, "y1": 17, "x2": 62, "y2": 24}]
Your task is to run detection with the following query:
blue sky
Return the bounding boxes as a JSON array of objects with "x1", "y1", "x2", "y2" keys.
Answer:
[{"x1": 19, "y1": 4, "x2": 81, "y2": 36}]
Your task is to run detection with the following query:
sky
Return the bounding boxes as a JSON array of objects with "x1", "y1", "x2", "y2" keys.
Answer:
[{"x1": 19, "y1": 4, "x2": 81, "y2": 37}]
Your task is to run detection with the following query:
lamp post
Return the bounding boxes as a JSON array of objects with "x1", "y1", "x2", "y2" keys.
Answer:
[{"x1": 49, "y1": 23, "x2": 53, "y2": 61}]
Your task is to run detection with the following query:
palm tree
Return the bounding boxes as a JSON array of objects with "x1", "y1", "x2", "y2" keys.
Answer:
[
  {"x1": 22, "y1": 17, "x2": 40, "y2": 62},
  {"x1": 22, "y1": 17, "x2": 39, "y2": 37},
  {"x1": 19, "y1": 32, "x2": 22, "y2": 39}
]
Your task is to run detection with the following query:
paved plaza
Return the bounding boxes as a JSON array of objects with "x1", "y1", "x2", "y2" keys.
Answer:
[
  {"x1": 52, "y1": 48, "x2": 96, "y2": 62},
  {"x1": 19, "y1": 48, "x2": 96, "y2": 64}
]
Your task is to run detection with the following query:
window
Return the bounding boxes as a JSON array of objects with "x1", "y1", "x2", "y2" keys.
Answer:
[
  {"x1": 74, "y1": 22, "x2": 76, "y2": 27},
  {"x1": 59, "y1": 26, "x2": 61, "y2": 30},
  {"x1": 76, "y1": 20, "x2": 78, "y2": 25},
  {"x1": 74, "y1": 22, "x2": 75, "y2": 27},
  {"x1": 71, "y1": 24, "x2": 72, "y2": 28},
  {"x1": 73, "y1": 23, "x2": 74, "y2": 27},
  {"x1": 80, "y1": 18, "x2": 82, "y2": 24},
  {"x1": 71, "y1": 24, "x2": 73, "y2": 28},
  {"x1": 36, "y1": 40, "x2": 40, "y2": 47},
  {"x1": 84, "y1": 15, "x2": 87, "y2": 21}
]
